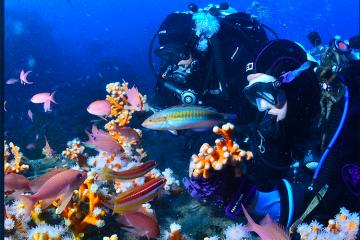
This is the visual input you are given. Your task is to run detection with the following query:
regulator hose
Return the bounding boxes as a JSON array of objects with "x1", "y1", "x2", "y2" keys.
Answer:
[{"x1": 309, "y1": 83, "x2": 349, "y2": 190}]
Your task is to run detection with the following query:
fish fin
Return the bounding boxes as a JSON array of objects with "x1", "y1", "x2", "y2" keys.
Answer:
[
  {"x1": 241, "y1": 204, "x2": 257, "y2": 232},
  {"x1": 98, "y1": 116, "x2": 108, "y2": 121},
  {"x1": 40, "y1": 197, "x2": 58, "y2": 209},
  {"x1": 102, "y1": 199, "x2": 114, "y2": 211},
  {"x1": 83, "y1": 143, "x2": 96, "y2": 149},
  {"x1": 12, "y1": 192, "x2": 36, "y2": 214},
  {"x1": 148, "y1": 106, "x2": 160, "y2": 113},
  {"x1": 29, "y1": 168, "x2": 67, "y2": 192},
  {"x1": 99, "y1": 167, "x2": 114, "y2": 181},
  {"x1": 55, "y1": 186, "x2": 73, "y2": 214},
  {"x1": 50, "y1": 91, "x2": 57, "y2": 104},
  {"x1": 120, "y1": 226, "x2": 139, "y2": 235},
  {"x1": 260, "y1": 214, "x2": 291, "y2": 239},
  {"x1": 168, "y1": 130, "x2": 178, "y2": 135},
  {"x1": 43, "y1": 101, "x2": 51, "y2": 112}
]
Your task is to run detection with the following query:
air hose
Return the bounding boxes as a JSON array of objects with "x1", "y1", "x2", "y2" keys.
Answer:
[
  {"x1": 309, "y1": 83, "x2": 349, "y2": 190},
  {"x1": 209, "y1": 36, "x2": 229, "y2": 97},
  {"x1": 148, "y1": 32, "x2": 159, "y2": 79}
]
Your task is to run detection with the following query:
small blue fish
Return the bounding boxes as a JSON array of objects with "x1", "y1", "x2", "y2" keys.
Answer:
[{"x1": 142, "y1": 105, "x2": 235, "y2": 133}]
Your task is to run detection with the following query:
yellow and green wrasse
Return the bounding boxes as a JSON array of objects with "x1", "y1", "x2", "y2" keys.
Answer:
[{"x1": 142, "y1": 105, "x2": 236, "y2": 132}]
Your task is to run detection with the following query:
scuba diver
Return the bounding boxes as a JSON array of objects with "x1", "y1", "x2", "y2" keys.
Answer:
[
  {"x1": 149, "y1": 3, "x2": 273, "y2": 125},
  {"x1": 183, "y1": 32, "x2": 360, "y2": 235}
]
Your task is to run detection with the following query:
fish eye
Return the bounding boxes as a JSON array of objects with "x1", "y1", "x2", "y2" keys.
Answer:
[{"x1": 77, "y1": 173, "x2": 83, "y2": 179}]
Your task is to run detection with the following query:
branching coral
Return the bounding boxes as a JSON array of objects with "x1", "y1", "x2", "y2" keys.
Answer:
[
  {"x1": 297, "y1": 207, "x2": 359, "y2": 240},
  {"x1": 4, "y1": 141, "x2": 29, "y2": 174},
  {"x1": 62, "y1": 138, "x2": 88, "y2": 170},
  {"x1": 191, "y1": 123, "x2": 253, "y2": 178},
  {"x1": 105, "y1": 81, "x2": 146, "y2": 129}
]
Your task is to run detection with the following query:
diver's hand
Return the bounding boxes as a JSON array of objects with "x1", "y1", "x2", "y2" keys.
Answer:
[{"x1": 182, "y1": 171, "x2": 225, "y2": 203}]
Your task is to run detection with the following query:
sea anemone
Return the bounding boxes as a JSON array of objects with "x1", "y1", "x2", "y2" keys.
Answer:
[
  {"x1": 309, "y1": 220, "x2": 323, "y2": 233},
  {"x1": 27, "y1": 224, "x2": 66, "y2": 240},
  {"x1": 204, "y1": 236, "x2": 220, "y2": 240},
  {"x1": 224, "y1": 223, "x2": 251, "y2": 240},
  {"x1": 162, "y1": 168, "x2": 180, "y2": 191},
  {"x1": 4, "y1": 218, "x2": 15, "y2": 230}
]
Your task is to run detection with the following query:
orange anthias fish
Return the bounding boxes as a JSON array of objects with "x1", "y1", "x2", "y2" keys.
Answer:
[
  {"x1": 28, "y1": 109, "x2": 33, "y2": 122},
  {"x1": 5, "y1": 173, "x2": 31, "y2": 193},
  {"x1": 87, "y1": 100, "x2": 111, "y2": 118},
  {"x1": 5, "y1": 168, "x2": 66, "y2": 193},
  {"x1": 100, "y1": 160, "x2": 157, "y2": 180},
  {"x1": 112, "y1": 126, "x2": 141, "y2": 144},
  {"x1": 31, "y1": 92, "x2": 57, "y2": 112},
  {"x1": 20, "y1": 69, "x2": 33, "y2": 85},
  {"x1": 116, "y1": 210, "x2": 160, "y2": 239},
  {"x1": 113, "y1": 178, "x2": 166, "y2": 214},
  {"x1": 42, "y1": 136, "x2": 54, "y2": 157},
  {"x1": 83, "y1": 125, "x2": 124, "y2": 154},
  {"x1": 241, "y1": 204, "x2": 291, "y2": 240},
  {"x1": 125, "y1": 85, "x2": 143, "y2": 111},
  {"x1": 14, "y1": 169, "x2": 87, "y2": 214},
  {"x1": 6, "y1": 78, "x2": 19, "y2": 84}
]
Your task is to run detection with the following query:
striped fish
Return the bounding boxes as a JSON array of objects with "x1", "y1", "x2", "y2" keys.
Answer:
[
  {"x1": 100, "y1": 160, "x2": 157, "y2": 180},
  {"x1": 113, "y1": 178, "x2": 166, "y2": 214},
  {"x1": 142, "y1": 105, "x2": 235, "y2": 131}
]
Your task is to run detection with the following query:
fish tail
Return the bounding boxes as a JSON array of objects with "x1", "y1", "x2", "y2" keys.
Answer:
[
  {"x1": 99, "y1": 167, "x2": 114, "y2": 181},
  {"x1": 12, "y1": 192, "x2": 36, "y2": 214},
  {"x1": 50, "y1": 91, "x2": 57, "y2": 104},
  {"x1": 112, "y1": 203, "x2": 123, "y2": 215},
  {"x1": 241, "y1": 204, "x2": 256, "y2": 232}
]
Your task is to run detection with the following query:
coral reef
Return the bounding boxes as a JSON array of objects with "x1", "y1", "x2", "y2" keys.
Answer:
[
  {"x1": 297, "y1": 207, "x2": 359, "y2": 240},
  {"x1": 60, "y1": 171, "x2": 107, "y2": 239},
  {"x1": 4, "y1": 200, "x2": 30, "y2": 239},
  {"x1": 4, "y1": 141, "x2": 29, "y2": 174},
  {"x1": 62, "y1": 138, "x2": 88, "y2": 169},
  {"x1": 104, "y1": 81, "x2": 146, "y2": 129},
  {"x1": 27, "y1": 224, "x2": 69, "y2": 240},
  {"x1": 191, "y1": 123, "x2": 253, "y2": 178},
  {"x1": 163, "y1": 223, "x2": 190, "y2": 240},
  {"x1": 103, "y1": 234, "x2": 119, "y2": 240},
  {"x1": 223, "y1": 223, "x2": 251, "y2": 240}
]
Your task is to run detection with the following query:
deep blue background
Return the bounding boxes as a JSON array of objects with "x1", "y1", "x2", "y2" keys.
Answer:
[{"x1": 4, "y1": 0, "x2": 359, "y2": 158}]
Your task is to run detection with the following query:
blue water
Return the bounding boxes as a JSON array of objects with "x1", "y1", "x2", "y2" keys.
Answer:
[
  {"x1": 4, "y1": 0, "x2": 359, "y2": 152},
  {"x1": 3, "y1": 0, "x2": 359, "y2": 239}
]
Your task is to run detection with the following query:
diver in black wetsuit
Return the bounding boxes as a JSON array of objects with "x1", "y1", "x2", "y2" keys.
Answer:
[
  {"x1": 148, "y1": 3, "x2": 270, "y2": 125},
  {"x1": 183, "y1": 33, "x2": 360, "y2": 235}
]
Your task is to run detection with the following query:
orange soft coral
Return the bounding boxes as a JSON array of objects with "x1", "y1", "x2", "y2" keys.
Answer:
[
  {"x1": 191, "y1": 123, "x2": 253, "y2": 178},
  {"x1": 60, "y1": 172, "x2": 107, "y2": 239},
  {"x1": 4, "y1": 141, "x2": 29, "y2": 174}
]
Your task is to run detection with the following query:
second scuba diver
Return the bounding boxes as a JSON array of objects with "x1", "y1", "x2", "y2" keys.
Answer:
[{"x1": 149, "y1": 2, "x2": 360, "y2": 237}]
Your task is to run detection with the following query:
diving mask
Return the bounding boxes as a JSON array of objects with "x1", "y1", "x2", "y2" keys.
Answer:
[{"x1": 243, "y1": 73, "x2": 286, "y2": 112}]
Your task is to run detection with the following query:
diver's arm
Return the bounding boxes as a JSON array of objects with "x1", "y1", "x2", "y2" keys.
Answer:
[{"x1": 247, "y1": 180, "x2": 306, "y2": 227}]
